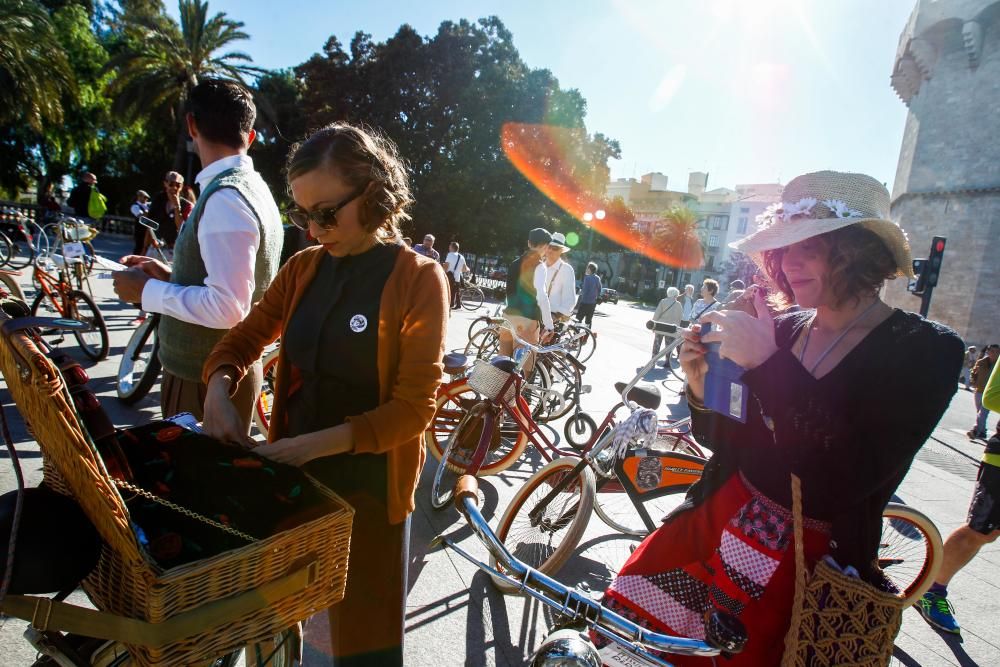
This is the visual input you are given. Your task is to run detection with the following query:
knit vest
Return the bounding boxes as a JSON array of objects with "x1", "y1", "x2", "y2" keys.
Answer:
[
  {"x1": 505, "y1": 252, "x2": 541, "y2": 320},
  {"x1": 158, "y1": 166, "x2": 283, "y2": 382}
]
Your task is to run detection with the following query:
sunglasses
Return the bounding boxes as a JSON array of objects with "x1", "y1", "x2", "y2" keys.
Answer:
[{"x1": 286, "y1": 185, "x2": 368, "y2": 231}]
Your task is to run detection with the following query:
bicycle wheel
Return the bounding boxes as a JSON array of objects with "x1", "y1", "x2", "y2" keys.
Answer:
[
  {"x1": 29, "y1": 287, "x2": 63, "y2": 317},
  {"x1": 5, "y1": 229, "x2": 35, "y2": 270},
  {"x1": 117, "y1": 316, "x2": 161, "y2": 404},
  {"x1": 466, "y1": 315, "x2": 493, "y2": 340},
  {"x1": 565, "y1": 323, "x2": 596, "y2": 364},
  {"x1": 593, "y1": 479, "x2": 691, "y2": 537},
  {"x1": 465, "y1": 327, "x2": 501, "y2": 360},
  {"x1": 879, "y1": 503, "x2": 943, "y2": 605},
  {"x1": 650, "y1": 429, "x2": 706, "y2": 458},
  {"x1": 253, "y1": 347, "x2": 280, "y2": 437},
  {"x1": 564, "y1": 412, "x2": 598, "y2": 451},
  {"x1": 429, "y1": 404, "x2": 484, "y2": 510},
  {"x1": 426, "y1": 387, "x2": 528, "y2": 476},
  {"x1": 0, "y1": 232, "x2": 13, "y2": 268},
  {"x1": 67, "y1": 290, "x2": 109, "y2": 360},
  {"x1": 666, "y1": 344, "x2": 685, "y2": 383},
  {"x1": 460, "y1": 286, "x2": 484, "y2": 311},
  {"x1": 491, "y1": 457, "x2": 595, "y2": 593},
  {"x1": 533, "y1": 353, "x2": 581, "y2": 423}
]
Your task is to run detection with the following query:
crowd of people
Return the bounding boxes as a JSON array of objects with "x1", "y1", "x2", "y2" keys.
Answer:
[{"x1": 35, "y1": 76, "x2": 979, "y2": 665}]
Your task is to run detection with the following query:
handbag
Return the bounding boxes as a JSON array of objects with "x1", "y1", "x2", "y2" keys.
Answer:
[{"x1": 781, "y1": 474, "x2": 903, "y2": 667}]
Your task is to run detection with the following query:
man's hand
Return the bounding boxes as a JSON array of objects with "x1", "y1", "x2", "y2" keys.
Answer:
[
  {"x1": 112, "y1": 267, "x2": 152, "y2": 303},
  {"x1": 119, "y1": 255, "x2": 171, "y2": 281}
]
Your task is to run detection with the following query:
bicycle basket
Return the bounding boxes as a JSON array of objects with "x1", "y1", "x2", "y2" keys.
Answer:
[
  {"x1": 64, "y1": 222, "x2": 93, "y2": 242},
  {"x1": 468, "y1": 360, "x2": 516, "y2": 403},
  {"x1": 0, "y1": 310, "x2": 354, "y2": 667}
]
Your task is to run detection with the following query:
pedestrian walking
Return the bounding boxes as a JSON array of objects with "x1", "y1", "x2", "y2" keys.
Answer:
[
  {"x1": 969, "y1": 344, "x2": 998, "y2": 439},
  {"x1": 960, "y1": 345, "x2": 977, "y2": 390},
  {"x1": 444, "y1": 241, "x2": 469, "y2": 309},
  {"x1": 575, "y1": 261, "x2": 601, "y2": 328},
  {"x1": 596, "y1": 170, "x2": 963, "y2": 665},
  {"x1": 650, "y1": 286, "x2": 682, "y2": 362},
  {"x1": 919, "y1": 356, "x2": 1000, "y2": 635}
]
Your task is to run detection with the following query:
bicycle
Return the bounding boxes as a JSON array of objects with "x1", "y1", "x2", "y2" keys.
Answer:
[
  {"x1": 28, "y1": 222, "x2": 109, "y2": 361},
  {"x1": 457, "y1": 275, "x2": 485, "y2": 311},
  {"x1": 436, "y1": 474, "x2": 749, "y2": 666},
  {"x1": 0, "y1": 208, "x2": 38, "y2": 270},
  {"x1": 252, "y1": 345, "x2": 281, "y2": 437},
  {"x1": 116, "y1": 217, "x2": 171, "y2": 404},
  {"x1": 466, "y1": 303, "x2": 503, "y2": 340}
]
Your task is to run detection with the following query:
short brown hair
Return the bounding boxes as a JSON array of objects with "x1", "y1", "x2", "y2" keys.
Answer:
[
  {"x1": 287, "y1": 122, "x2": 412, "y2": 241},
  {"x1": 702, "y1": 278, "x2": 719, "y2": 297},
  {"x1": 762, "y1": 225, "x2": 897, "y2": 308},
  {"x1": 186, "y1": 79, "x2": 256, "y2": 149}
]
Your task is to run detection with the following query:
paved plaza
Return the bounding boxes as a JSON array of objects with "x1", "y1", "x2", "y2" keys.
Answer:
[{"x1": 0, "y1": 233, "x2": 997, "y2": 666}]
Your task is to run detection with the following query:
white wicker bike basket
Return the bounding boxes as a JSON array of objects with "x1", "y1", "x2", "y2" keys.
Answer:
[{"x1": 468, "y1": 360, "x2": 516, "y2": 403}]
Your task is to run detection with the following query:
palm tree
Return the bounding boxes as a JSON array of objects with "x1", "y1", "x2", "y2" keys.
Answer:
[
  {"x1": 0, "y1": 0, "x2": 75, "y2": 131},
  {"x1": 105, "y1": 0, "x2": 262, "y2": 171},
  {"x1": 652, "y1": 205, "x2": 703, "y2": 269}
]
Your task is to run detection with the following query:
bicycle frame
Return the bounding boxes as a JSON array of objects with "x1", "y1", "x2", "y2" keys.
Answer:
[{"x1": 436, "y1": 476, "x2": 746, "y2": 665}]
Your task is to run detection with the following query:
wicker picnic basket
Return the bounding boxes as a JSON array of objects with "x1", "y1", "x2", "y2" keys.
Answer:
[{"x1": 0, "y1": 313, "x2": 354, "y2": 666}]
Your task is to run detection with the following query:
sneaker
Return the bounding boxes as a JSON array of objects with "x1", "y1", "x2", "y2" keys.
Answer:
[{"x1": 917, "y1": 591, "x2": 961, "y2": 634}]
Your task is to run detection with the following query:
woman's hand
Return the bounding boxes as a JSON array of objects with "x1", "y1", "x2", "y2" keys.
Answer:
[
  {"x1": 202, "y1": 370, "x2": 255, "y2": 448},
  {"x1": 254, "y1": 424, "x2": 353, "y2": 467},
  {"x1": 679, "y1": 325, "x2": 709, "y2": 401},
  {"x1": 698, "y1": 289, "x2": 778, "y2": 370}
]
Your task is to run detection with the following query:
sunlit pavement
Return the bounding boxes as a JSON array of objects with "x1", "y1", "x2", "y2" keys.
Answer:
[{"x1": 0, "y1": 233, "x2": 996, "y2": 666}]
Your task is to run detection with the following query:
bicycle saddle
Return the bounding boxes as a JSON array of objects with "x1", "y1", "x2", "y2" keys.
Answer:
[
  {"x1": 0, "y1": 486, "x2": 102, "y2": 594},
  {"x1": 614, "y1": 382, "x2": 662, "y2": 410},
  {"x1": 443, "y1": 352, "x2": 470, "y2": 375}
]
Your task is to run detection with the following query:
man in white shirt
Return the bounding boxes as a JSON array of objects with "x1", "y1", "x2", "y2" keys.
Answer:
[
  {"x1": 445, "y1": 241, "x2": 469, "y2": 310},
  {"x1": 544, "y1": 232, "x2": 576, "y2": 323},
  {"x1": 113, "y1": 79, "x2": 283, "y2": 430},
  {"x1": 680, "y1": 283, "x2": 696, "y2": 323}
]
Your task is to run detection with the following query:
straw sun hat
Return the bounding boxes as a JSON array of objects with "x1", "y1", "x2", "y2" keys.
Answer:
[{"x1": 730, "y1": 170, "x2": 913, "y2": 278}]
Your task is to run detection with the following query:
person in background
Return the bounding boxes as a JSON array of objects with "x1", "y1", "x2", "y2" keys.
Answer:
[
  {"x1": 597, "y1": 170, "x2": 963, "y2": 665},
  {"x1": 575, "y1": 261, "x2": 601, "y2": 329},
  {"x1": 650, "y1": 286, "x2": 683, "y2": 363},
  {"x1": 413, "y1": 233, "x2": 440, "y2": 261},
  {"x1": 960, "y1": 345, "x2": 978, "y2": 390},
  {"x1": 919, "y1": 356, "x2": 1000, "y2": 635},
  {"x1": 444, "y1": 241, "x2": 469, "y2": 310},
  {"x1": 544, "y1": 232, "x2": 576, "y2": 324},
  {"x1": 501, "y1": 227, "x2": 553, "y2": 360},
  {"x1": 112, "y1": 79, "x2": 282, "y2": 429},
  {"x1": 141, "y1": 171, "x2": 193, "y2": 257},
  {"x1": 67, "y1": 172, "x2": 97, "y2": 220},
  {"x1": 690, "y1": 278, "x2": 721, "y2": 322},
  {"x1": 679, "y1": 283, "x2": 696, "y2": 324},
  {"x1": 181, "y1": 183, "x2": 198, "y2": 207},
  {"x1": 201, "y1": 121, "x2": 447, "y2": 665},
  {"x1": 969, "y1": 344, "x2": 998, "y2": 439},
  {"x1": 725, "y1": 279, "x2": 746, "y2": 305},
  {"x1": 130, "y1": 190, "x2": 150, "y2": 222}
]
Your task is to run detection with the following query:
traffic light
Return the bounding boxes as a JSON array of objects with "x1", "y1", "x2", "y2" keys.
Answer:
[
  {"x1": 925, "y1": 236, "x2": 946, "y2": 288},
  {"x1": 909, "y1": 258, "x2": 927, "y2": 294}
]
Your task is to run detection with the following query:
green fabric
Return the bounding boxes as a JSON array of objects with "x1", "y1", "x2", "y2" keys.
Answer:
[
  {"x1": 87, "y1": 187, "x2": 107, "y2": 219},
  {"x1": 158, "y1": 166, "x2": 282, "y2": 381}
]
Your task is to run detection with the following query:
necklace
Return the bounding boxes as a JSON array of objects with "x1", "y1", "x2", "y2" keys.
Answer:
[{"x1": 798, "y1": 299, "x2": 882, "y2": 375}]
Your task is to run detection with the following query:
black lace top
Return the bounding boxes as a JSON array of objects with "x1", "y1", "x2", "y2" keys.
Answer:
[{"x1": 685, "y1": 309, "x2": 964, "y2": 581}]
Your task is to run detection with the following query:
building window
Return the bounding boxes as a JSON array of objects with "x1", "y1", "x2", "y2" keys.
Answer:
[
  {"x1": 705, "y1": 255, "x2": 715, "y2": 270},
  {"x1": 737, "y1": 216, "x2": 748, "y2": 234},
  {"x1": 707, "y1": 214, "x2": 729, "y2": 230},
  {"x1": 740, "y1": 206, "x2": 750, "y2": 213},
  {"x1": 708, "y1": 234, "x2": 719, "y2": 248}
]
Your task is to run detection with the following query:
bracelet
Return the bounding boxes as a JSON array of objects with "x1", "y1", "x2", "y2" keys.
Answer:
[{"x1": 685, "y1": 385, "x2": 710, "y2": 413}]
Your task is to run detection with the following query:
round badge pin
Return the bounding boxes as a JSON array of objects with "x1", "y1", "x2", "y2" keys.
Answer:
[{"x1": 349, "y1": 314, "x2": 368, "y2": 333}]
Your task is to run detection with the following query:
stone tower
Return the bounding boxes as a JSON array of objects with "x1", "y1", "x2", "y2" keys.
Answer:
[{"x1": 886, "y1": 0, "x2": 1000, "y2": 346}]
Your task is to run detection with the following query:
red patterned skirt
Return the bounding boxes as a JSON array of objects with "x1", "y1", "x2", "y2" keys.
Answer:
[{"x1": 594, "y1": 473, "x2": 831, "y2": 666}]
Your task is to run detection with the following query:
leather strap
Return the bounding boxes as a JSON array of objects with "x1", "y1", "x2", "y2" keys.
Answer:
[{"x1": 0, "y1": 560, "x2": 316, "y2": 647}]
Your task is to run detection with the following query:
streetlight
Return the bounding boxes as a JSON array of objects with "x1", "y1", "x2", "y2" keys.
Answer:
[{"x1": 582, "y1": 209, "x2": 605, "y2": 258}]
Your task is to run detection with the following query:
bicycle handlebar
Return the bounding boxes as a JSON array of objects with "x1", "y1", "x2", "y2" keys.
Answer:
[{"x1": 442, "y1": 475, "x2": 747, "y2": 662}]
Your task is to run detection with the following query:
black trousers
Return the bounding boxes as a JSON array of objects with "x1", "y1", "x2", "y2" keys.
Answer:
[{"x1": 576, "y1": 302, "x2": 596, "y2": 327}]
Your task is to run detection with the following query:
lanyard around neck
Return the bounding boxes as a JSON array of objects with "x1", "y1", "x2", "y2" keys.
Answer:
[{"x1": 798, "y1": 300, "x2": 881, "y2": 375}]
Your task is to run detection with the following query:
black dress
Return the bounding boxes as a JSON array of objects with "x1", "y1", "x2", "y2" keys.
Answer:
[{"x1": 283, "y1": 243, "x2": 407, "y2": 666}]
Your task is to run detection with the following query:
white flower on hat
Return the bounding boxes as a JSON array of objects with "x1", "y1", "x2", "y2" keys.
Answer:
[
  {"x1": 783, "y1": 197, "x2": 817, "y2": 218},
  {"x1": 822, "y1": 199, "x2": 864, "y2": 219},
  {"x1": 754, "y1": 197, "x2": 819, "y2": 231}
]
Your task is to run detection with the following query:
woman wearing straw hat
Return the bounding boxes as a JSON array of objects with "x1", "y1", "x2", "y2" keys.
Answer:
[{"x1": 593, "y1": 171, "x2": 964, "y2": 665}]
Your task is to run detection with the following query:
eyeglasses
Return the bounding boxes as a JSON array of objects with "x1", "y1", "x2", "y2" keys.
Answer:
[{"x1": 286, "y1": 185, "x2": 368, "y2": 231}]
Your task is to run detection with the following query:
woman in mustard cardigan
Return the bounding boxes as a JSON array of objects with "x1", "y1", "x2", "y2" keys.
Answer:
[{"x1": 201, "y1": 123, "x2": 448, "y2": 665}]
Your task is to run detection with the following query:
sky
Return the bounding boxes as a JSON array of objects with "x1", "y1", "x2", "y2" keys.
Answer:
[{"x1": 177, "y1": 0, "x2": 917, "y2": 193}]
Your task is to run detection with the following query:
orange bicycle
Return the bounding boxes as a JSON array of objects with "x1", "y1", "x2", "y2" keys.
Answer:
[{"x1": 29, "y1": 254, "x2": 108, "y2": 361}]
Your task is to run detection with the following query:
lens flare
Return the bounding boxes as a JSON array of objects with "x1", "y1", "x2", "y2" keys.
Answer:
[{"x1": 501, "y1": 122, "x2": 703, "y2": 268}]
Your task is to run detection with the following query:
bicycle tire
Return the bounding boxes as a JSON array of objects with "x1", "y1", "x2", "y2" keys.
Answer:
[
  {"x1": 430, "y1": 403, "x2": 487, "y2": 510},
  {"x1": 0, "y1": 232, "x2": 13, "y2": 268},
  {"x1": 491, "y1": 457, "x2": 595, "y2": 593},
  {"x1": 879, "y1": 503, "x2": 943, "y2": 605},
  {"x1": 253, "y1": 347, "x2": 280, "y2": 437},
  {"x1": 29, "y1": 288, "x2": 63, "y2": 318},
  {"x1": 0, "y1": 270, "x2": 25, "y2": 302},
  {"x1": 533, "y1": 354, "x2": 581, "y2": 423},
  {"x1": 566, "y1": 323, "x2": 596, "y2": 364},
  {"x1": 666, "y1": 345, "x2": 685, "y2": 384},
  {"x1": 467, "y1": 315, "x2": 492, "y2": 341},
  {"x1": 426, "y1": 385, "x2": 528, "y2": 476},
  {"x1": 5, "y1": 229, "x2": 35, "y2": 270},
  {"x1": 117, "y1": 316, "x2": 161, "y2": 404},
  {"x1": 460, "y1": 286, "x2": 484, "y2": 311},
  {"x1": 593, "y1": 479, "x2": 691, "y2": 537},
  {"x1": 67, "y1": 290, "x2": 109, "y2": 360},
  {"x1": 564, "y1": 412, "x2": 598, "y2": 451},
  {"x1": 464, "y1": 327, "x2": 501, "y2": 360}
]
